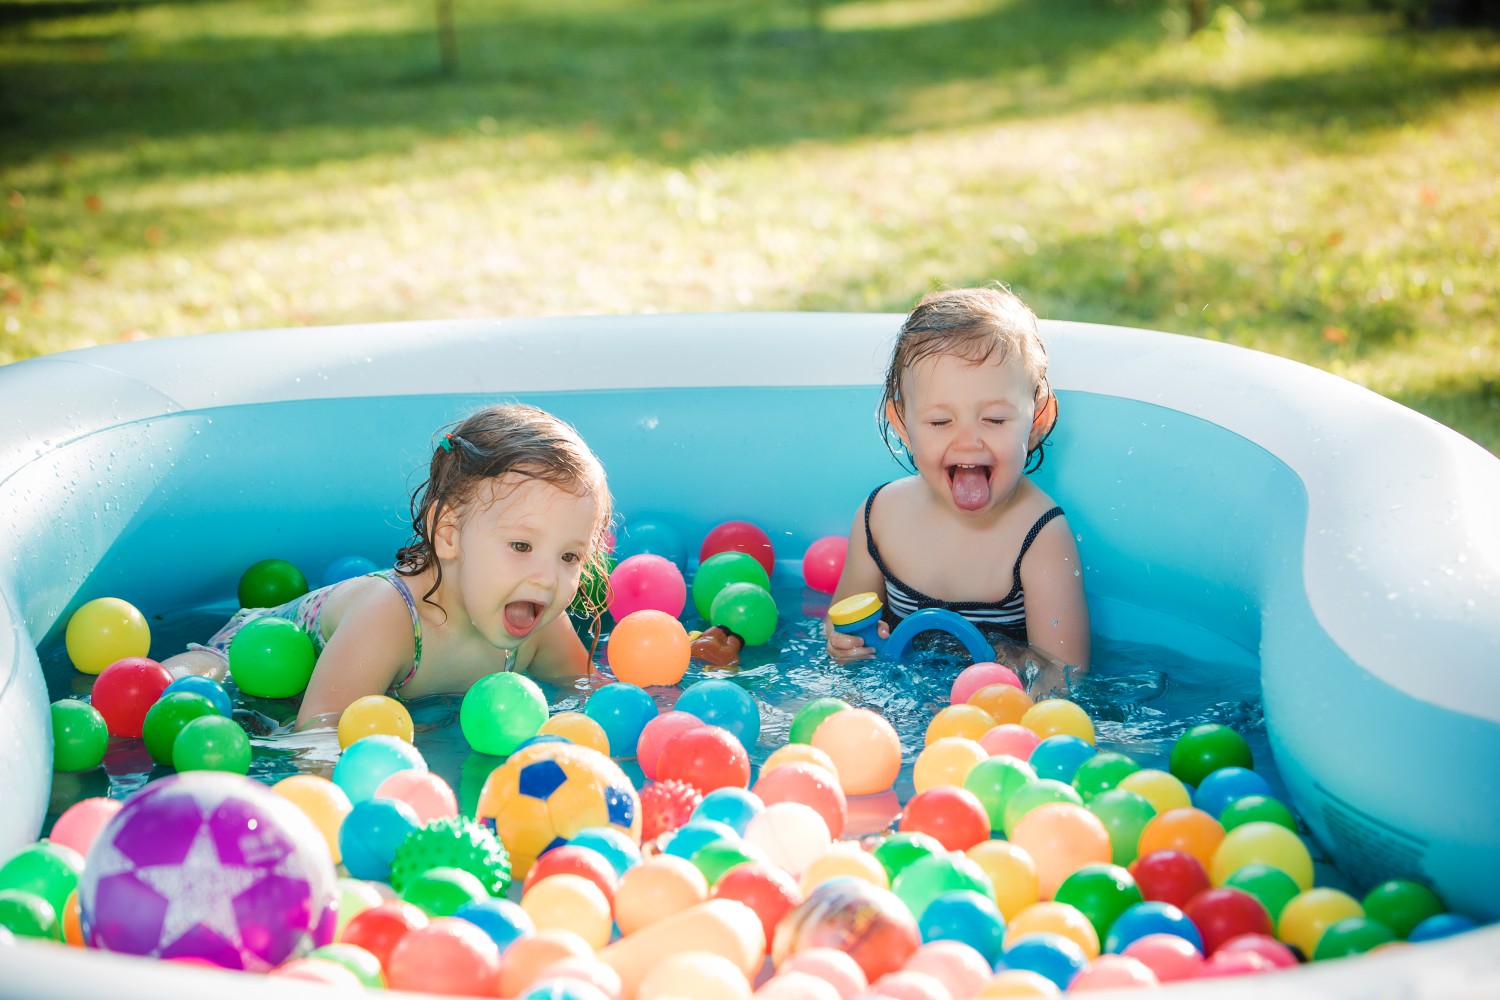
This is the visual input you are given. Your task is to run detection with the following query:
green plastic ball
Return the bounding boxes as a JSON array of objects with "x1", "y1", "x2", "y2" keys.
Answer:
[
  {"x1": 172, "y1": 714, "x2": 252, "y2": 773},
  {"x1": 963, "y1": 755, "x2": 1038, "y2": 834},
  {"x1": 870, "y1": 832, "x2": 946, "y2": 881},
  {"x1": 0, "y1": 843, "x2": 84, "y2": 918},
  {"x1": 570, "y1": 555, "x2": 615, "y2": 618},
  {"x1": 228, "y1": 617, "x2": 317, "y2": 699},
  {"x1": 50, "y1": 699, "x2": 108, "y2": 772},
  {"x1": 388, "y1": 815, "x2": 512, "y2": 896},
  {"x1": 1362, "y1": 879, "x2": 1446, "y2": 939},
  {"x1": 142, "y1": 691, "x2": 220, "y2": 765},
  {"x1": 1071, "y1": 752, "x2": 1141, "y2": 802},
  {"x1": 891, "y1": 851, "x2": 994, "y2": 921},
  {"x1": 1053, "y1": 863, "x2": 1143, "y2": 941},
  {"x1": 238, "y1": 557, "x2": 310, "y2": 609},
  {"x1": 459, "y1": 672, "x2": 548, "y2": 757},
  {"x1": 789, "y1": 697, "x2": 851, "y2": 744},
  {"x1": 1219, "y1": 794, "x2": 1298, "y2": 832},
  {"x1": 1002, "y1": 778, "x2": 1083, "y2": 836},
  {"x1": 691, "y1": 551, "x2": 770, "y2": 620},
  {"x1": 1168, "y1": 724, "x2": 1253, "y2": 788},
  {"x1": 1085, "y1": 788, "x2": 1158, "y2": 867},
  {"x1": 1313, "y1": 915, "x2": 1396, "y2": 960},
  {"x1": 709, "y1": 582, "x2": 778, "y2": 646},
  {"x1": 400, "y1": 866, "x2": 490, "y2": 916},
  {"x1": 691, "y1": 838, "x2": 764, "y2": 886},
  {"x1": 1222, "y1": 862, "x2": 1302, "y2": 923},
  {"x1": 0, "y1": 889, "x2": 60, "y2": 941},
  {"x1": 307, "y1": 943, "x2": 386, "y2": 987}
]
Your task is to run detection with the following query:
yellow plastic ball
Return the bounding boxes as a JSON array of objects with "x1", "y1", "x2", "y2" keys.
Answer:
[
  {"x1": 1212, "y1": 821, "x2": 1315, "y2": 891},
  {"x1": 913, "y1": 737, "x2": 989, "y2": 793},
  {"x1": 273, "y1": 774, "x2": 352, "y2": 864},
  {"x1": 799, "y1": 841, "x2": 890, "y2": 895},
  {"x1": 977, "y1": 969, "x2": 1062, "y2": 997},
  {"x1": 638, "y1": 950, "x2": 751, "y2": 1000},
  {"x1": 925, "y1": 704, "x2": 996, "y2": 744},
  {"x1": 540, "y1": 711, "x2": 612, "y2": 756},
  {"x1": 337, "y1": 695, "x2": 414, "y2": 749},
  {"x1": 762, "y1": 743, "x2": 839, "y2": 778},
  {"x1": 968, "y1": 684, "x2": 1035, "y2": 726},
  {"x1": 64, "y1": 597, "x2": 150, "y2": 675},
  {"x1": 1116, "y1": 769, "x2": 1193, "y2": 815},
  {"x1": 966, "y1": 840, "x2": 1040, "y2": 921},
  {"x1": 1277, "y1": 888, "x2": 1364, "y2": 958},
  {"x1": 522, "y1": 872, "x2": 614, "y2": 951},
  {"x1": 1019, "y1": 699, "x2": 1095, "y2": 745},
  {"x1": 1004, "y1": 900, "x2": 1100, "y2": 958}
]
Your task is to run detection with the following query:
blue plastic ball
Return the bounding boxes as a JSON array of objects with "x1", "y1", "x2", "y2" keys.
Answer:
[
  {"x1": 161, "y1": 675, "x2": 233, "y2": 718},
  {"x1": 1103, "y1": 900, "x2": 1204, "y2": 954},
  {"x1": 661, "y1": 820, "x2": 740, "y2": 861},
  {"x1": 692, "y1": 787, "x2": 764, "y2": 836},
  {"x1": 997, "y1": 932, "x2": 1089, "y2": 990},
  {"x1": 919, "y1": 889, "x2": 1007, "y2": 965},
  {"x1": 1193, "y1": 766, "x2": 1275, "y2": 818},
  {"x1": 568, "y1": 826, "x2": 642, "y2": 877},
  {"x1": 322, "y1": 555, "x2": 380, "y2": 587},
  {"x1": 583, "y1": 682, "x2": 659, "y2": 757},
  {"x1": 1408, "y1": 913, "x2": 1478, "y2": 942},
  {"x1": 454, "y1": 897, "x2": 536, "y2": 953},
  {"x1": 514, "y1": 734, "x2": 571, "y2": 752},
  {"x1": 612, "y1": 519, "x2": 688, "y2": 569},
  {"x1": 518, "y1": 980, "x2": 612, "y2": 1000},
  {"x1": 332, "y1": 734, "x2": 427, "y2": 804},
  {"x1": 339, "y1": 797, "x2": 420, "y2": 881},
  {"x1": 674, "y1": 678, "x2": 760, "y2": 746},
  {"x1": 1029, "y1": 735, "x2": 1098, "y2": 785}
]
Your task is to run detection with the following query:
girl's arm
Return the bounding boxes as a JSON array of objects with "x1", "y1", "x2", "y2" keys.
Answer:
[
  {"x1": 295, "y1": 588, "x2": 418, "y2": 730},
  {"x1": 1020, "y1": 514, "x2": 1092, "y2": 675},
  {"x1": 824, "y1": 506, "x2": 889, "y2": 663},
  {"x1": 516, "y1": 612, "x2": 593, "y2": 685}
]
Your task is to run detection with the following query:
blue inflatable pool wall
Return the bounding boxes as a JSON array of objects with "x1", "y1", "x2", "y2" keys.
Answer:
[{"x1": 2, "y1": 314, "x2": 1498, "y2": 995}]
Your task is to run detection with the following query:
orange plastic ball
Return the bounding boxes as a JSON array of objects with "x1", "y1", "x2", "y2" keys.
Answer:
[
  {"x1": 1137, "y1": 808, "x2": 1225, "y2": 873},
  {"x1": 496, "y1": 929, "x2": 596, "y2": 997},
  {"x1": 810, "y1": 708, "x2": 902, "y2": 796},
  {"x1": 608, "y1": 610, "x2": 691, "y2": 686},
  {"x1": 273, "y1": 774, "x2": 352, "y2": 864},
  {"x1": 385, "y1": 916, "x2": 503, "y2": 995},
  {"x1": 523, "y1": 873, "x2": 614, "y2": 950},
  {"x1": 613, "y1": 854, "x2": 709, "y2": 936},
  {"x1": 1004, "y1": 901, "x2": 1100, "y2": 958},
  {"x1": 1007, "y1": 803, "x2": 1111, "y2": 899},
  {"x1": 762, "y1": 743, "x2": 839, "y2": 778},
  {"x1": 968, "y1": 684, "x2": 1035, "y2": 726}
]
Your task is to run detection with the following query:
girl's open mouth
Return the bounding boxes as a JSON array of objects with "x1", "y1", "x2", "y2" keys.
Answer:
[
  {"x1": 503, "y1": 600, "x2": 542, "y2": 638},
  {"x1": 948, "y1": 463, "x2": 992, "y2": 511}
]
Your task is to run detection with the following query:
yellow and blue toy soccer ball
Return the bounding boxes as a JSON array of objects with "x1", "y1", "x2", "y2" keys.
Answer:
[{"x1": 476, "y1": 742, "x2": 640, "y2": 879}]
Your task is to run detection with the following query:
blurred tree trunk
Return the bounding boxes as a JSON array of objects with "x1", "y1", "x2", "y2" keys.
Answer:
[
  {"x1": 436, "y1": 0, "x2": 458, "y2": 76},
  {"x1": 1188, "y1": 0, "x2": 1207, "y2": 33}
]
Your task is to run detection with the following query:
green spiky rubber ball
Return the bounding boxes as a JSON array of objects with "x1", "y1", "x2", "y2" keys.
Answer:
[{"x1": 389, "y1": 816, "x2": 511, "y2": 896}]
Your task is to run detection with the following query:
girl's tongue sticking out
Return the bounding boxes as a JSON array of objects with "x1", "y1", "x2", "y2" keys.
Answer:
[
  {"x1": 503, "y1": 600, "x2": 541, "y2": 638},
  {"x1": 949, "y1": 464, "x2": 992, "y2": 511}
]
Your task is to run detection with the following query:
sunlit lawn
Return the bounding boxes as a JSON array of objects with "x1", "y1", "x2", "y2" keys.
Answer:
[{"x1": 2, "y1": 0, "x2": 1497, "y2": 447}]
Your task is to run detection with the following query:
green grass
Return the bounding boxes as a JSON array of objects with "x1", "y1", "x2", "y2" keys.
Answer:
[{"x1": 2, "y1": 0, "x2": 1497, "y2": 449}]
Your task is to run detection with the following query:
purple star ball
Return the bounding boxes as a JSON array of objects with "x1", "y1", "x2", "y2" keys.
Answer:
[{"x1": 78, "y1": 771, "x2": 337, "y2": 971}]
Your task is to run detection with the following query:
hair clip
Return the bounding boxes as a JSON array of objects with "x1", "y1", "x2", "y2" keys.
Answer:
[{"x1": 439, "y1": 433, "x2": 455, "y2": 453}]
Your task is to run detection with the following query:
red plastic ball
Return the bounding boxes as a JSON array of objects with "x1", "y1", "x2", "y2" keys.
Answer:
[
  {"x1": 656, "y1": 725, "x2": 751, "y2": 793},
  {"x1": 340, "y1": 899, "x2": 429, "y2": 968},
  {"x1": 89, "y1": 657, "x2": 173, "y2": 738},
  {"x1": 711, "y1": 861, "x2": 803, "y2": 945},
  {"x1": 524, "y1": 845, "x2": 621, "y2": 907},
  {"x1": 897, "y1": 786, "x2": 990, "y2": 852},
  {"x1": 636, "y1": 711, "x2": 706, "y2": 782},
  {"x1": 754, "y1": 761, "x2": 848, "y2": 839},
  {"x1": 700, "y1": 521, "x2": 776, "y2": 578},
  {"x1": 801, "y1": 536, "x2": 847, "y2": 594},
  {"x1": 1183, "y1": 888, "x2": 1274, "y2": 955},
  {"x1": 639, "y1": 779, "x2": 704, "y2": 843},
  {"x1": 1130, "y1": 849, "x2": 1212, "y2": 909},
  {"x1": 385, "y1": 916, "x2": 502, "y2": 995}
]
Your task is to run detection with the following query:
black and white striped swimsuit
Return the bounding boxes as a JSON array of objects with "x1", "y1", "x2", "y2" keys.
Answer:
[{"x1": 863, "y1": 484, "x2": 1064, "y2": 645}]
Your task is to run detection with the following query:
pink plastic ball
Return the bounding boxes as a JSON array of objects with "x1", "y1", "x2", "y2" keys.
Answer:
[
  {"x1": 49, "y1": 797, "x2": 123, "y2": 856},
  {"x1": 1068, "y1": 954, "x2": 1160, "y2": 991},
  {"x1": 1119, "y1": 933, "x2": 1204, "y2": 982},
  {"x1": 951, "y1": 662, "x2": 1023, "y2": 704},
  {"x1": 801, "y1": 537, "x2": 847, "y2": 594},
  {"x1": 1217, "y1": 933, "x2": 1297, "y2": 969},
  {"x1": 871, "y1": 970, "x2": 951, "y2": 1000},
  {"x1": 778, "y1": 946, "x2": 870, "y2": 1000},
  {"x1": 373, "y1": 770, "x2": 458, "y2": 824},
  {"x1": 657, "y1": 725, "x2": 751, "y2": 793},
  {"x1": 1195, "y1": 950, "x2": 1279, "y2": 977},
  {"x1": 978, "y1": 724, "x2": 1042, "y2": 760},
  {"x1": 903, "y1": 940, "x2": 991, "y2": 1000},
  {"x1": 609, "y1": 554, "x2": 688, "y2": 620},
  {"x1": 701, "y1": 521, "x2": 776, "y2": 578},
  {"x1": 756, "y1": 971, "x2": 845, "y2": 1000},
  {"x1": 637, "y1": 711, "x2": 707, "y2": 782},
  {"x1": 754, "y1": 761, "x2": 849, "y2": 839}
]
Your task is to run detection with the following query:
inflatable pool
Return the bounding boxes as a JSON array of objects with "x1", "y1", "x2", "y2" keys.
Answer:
[{"x1": 3, "y1": 313, "x2": 1499, "y2": 994}]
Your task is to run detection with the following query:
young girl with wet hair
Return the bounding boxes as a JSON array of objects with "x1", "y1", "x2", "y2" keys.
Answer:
[
  {"x1": 164, "y1": 403, "x2": 613, "y2": 729},
  {"x1": 825, "y1": 285, "x2": 1090, "y2": 686}
]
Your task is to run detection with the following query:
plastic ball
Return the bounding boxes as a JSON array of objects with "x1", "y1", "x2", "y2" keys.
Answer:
[
  {"x1": 966, "y1": 840, "x2": 1040, "y2": 921},
  {"x1": 1182, "y1": 887, "x2": 1273, "y2": 954},
  {"x1": 658, "y1": 725, "x2": 751, "y2": 793},
  {"x1": 227, "y1": 617, "x2": 316, "y2": 699},
  {"x1": 385, "y1": 915, "x2": 503, "y2": 995},
  {"x1": 694, "y1": 787, "x2": 764, "y2": 835},
  {"x1": 523, "y1": 872, "x2": 613, "y2": 949},
  {"x1": 1003, "y1": 901, "x2": 1099, "y2": 958},
  {"x1": 388, "y1": 814, "x2": 512, "y2": 896},
  {"x1": 1221, "y1": 863, "x2": 1301, "y2": 924},
  {"x1": 375, "y1": 769, "x2": 459, "y2": 824},
  {"x1": 1052, "y1": 863, "x2": 1142, "y2": 942},
  {"x1": 1102, "y1": 900, "x2": 1203, "y2": 954},
  {"x1": 961, "y1": 755, "x2": 1037, "y2": 834},
  {"x1": 710, "y1": 582, "x2": 779, "y2": 647},
  {"x1": 1192, "y1": 766, "x2": 1273, "y2": 818},
  {"x1": 608, "y1": 610, "x2": 691, "y2": 687},
  {"x1": 475, "y1": 742, "x2": 641, "y2": 880},
  {"x1": 772, "y1": 879, "x2": 921, "y2": 982},
  {"x1": 692, "y1": 551, "x2": 771, "y2": 620},
  {"x1": 712, "y1": 861, "x2": 803, "y2": 945},
  {"x1": 745, "y1": 802, "x2": 833, "y2": 878},
  {"x1": 402, "y1": 866, "x2": 490, "y2": 917},
  {"x1": 1069, "y1": 752, "x2": 1140, "y2": 803},
  {"x1": 1018, "y1": 700, "x2": 1094, "y2": 744},
  {"x1": 332, "y1": 878, "x2": 384, "y2": 940},
  {"x1": 90, "y1": 657, "x2": 174, "y2": 737},
  {"x1": 614, "y1": 518, "x2": 689, "y2": 568},
  {"x1": 1002, "y1": 779, "x2": 1084, "y2": 836},
  {"x1": 1115, "y1": 769, "x2": 1192, "y2": 816},
  {"x1": 1362, "y1": 878, "x2": 1445, "y2": 939},
  {"x1": 273, "y1": 774, "x2": 352, "y2": 864},
  {"x1": 238, "y1": 557, "x2": 309, "y2": 608},
  {"x1": 701, "y1": 520, "x2": 776, "y2": 578},
  {"x1": 636, "y1": 711, "x2": 706, "y2": 780},
  {"x1": 869, "y1": 969, "x2": 951, "y2": 1000},
  {"x1": 778, "y1": 947, "x2": 869, "y2": 998},
  {"x1": 1194, "y1": 948, "x2": 1279, "y2": 977},
  {"x1": 899, "y1": 786, "x2": 990, "y2": 853},
  {"x1": 1407, "y1": 912, "x2": 1478, "y2": 942},
  {"x1": 1085, "y1": 788, "x2": 1157, "y2": 867},
  {"x1": 527, "y1": 844, "x2": 619, "y2": 908},
  {"x1": 48, "y1": 797, "x2": 123, "y2": 857},
  {"x1": 691, "y1": 836, "x2": 765, "y2": 888},
  {"x1": 1168, "y1": 724, "x2": 1253, "y2": 788},
  {"x1": 0, "y1": 843, "x2": 84, "y2": 919},
  {"x1": 50, "y1": 699, "x2": 109, "y2": 772},
  {"x1": 1007, "y1": 802, "x2": 1111, "y2": 900},
  {"x1": 1216, "y1": 932, "x2": 1297, "y2": 968},
  {"x1": 338, "y1": 694, "x2": 414, "y2": 748},
  {"x1": 1136, "y1": 808, "x2": 1224, "y2": 872},
  {"x1": 161, "y1": 673, "x2": 233, "y2": 717},
  {"x1": 569, "y1": 827, "x2": 643, "y2": 877},
  {"x1": 614, "y1": 854, "x2": 709, "y2": 935},
  {"x1": 1025, "y1": 735, "x2": 1095, "y2": 786},
  {"x1": 1275, "y1": 887, "x2": 1363, "y2": 958},
  {"x1": 975, "y1": 969, "x2": 1061, "y2": 997},
  {"x1": 77, "y1": 771, "x2": 337, "y2": 969},
  {"x1": 1210, "y1": 820, "x2": 1313, "y2": 891},
  {"x1": 584, "y1": 681, "x2": 660, "y2": 758},
  {"x1": 925, "y1": 704, "x2": 997, "y2": 744},
  {"x1": 952, "y1": 662, "x2": 1024, "y2": 703},
  {"x1": 892, "y1": 853, "x2": 994, "y2": 924},
  {"x1": 497, "y1": 929, "x2": 596, "y2": 998},
  {"x1": 676, "y1": 678, "x2": 762, "y2": 746},
  {"x1": 763, "y1": 743, "x2": 839, "y2": 778},
  {"x1": 996, "y1": 933, "x2": 1088, "y2": 992},
  {"x1": 461, "y1": 671, "x2": 549, "y2": 756},
  {"x1": 1068, "y1": 953, "x2": 1160, "y2": 991},
  {"x1": 339, "y1": 898, "x2": 429, "y2": 967},
  {"x1": 333, "y1": 733, "x2": 427, "y2": 803},
  {"x1": 968, "y1": 684, "x2": 1034, "y2": 726},
  {"x1": 523, "y1": 973, "x2": 616, "y2": 1000},
  {"x1": 0, "y1": 889, "x2": 60, "y2": 940},
  {"x1": 1119, "y1": 932, "x2": 1204, "y2": 982},
  {"x1": 801, "y1": 536, "x2": 848, "y2": 594},
  {"x1": 641, "y1": 778, "x2": 705, "y2": 842},
  {"x1": 870, "y1": 832, "x2": 945, "y2": 884},
  {"x1": 755, "y1": 762, "x2": 848, "y2": 839},
  {"x1": 639, "y1": 950, "x2": 752, "y2": 1000},
  {"x1": 320, "y1": 554, "x2": 380, "y2": 587},
  {"x1": 790, "y1": 697, "x2": 851, "y2": 745},
  {"x1": 340, "y1": 797, "x2": 421, "y2": 881},
  {"x1": 756, "y1": 971, "x2": 845, "y2": 1000},
  {"x1": 609, "y1": 554, "x2": 688, "y2": 620},
  {"x1": 65, "y1": 596, "x2": 150, "y2": 675},
  {"x1": 141, "y1": 691, "x2": 220, "y2": 766},
  {"x1": 978, "y1": 724, "x2": 1042, "y2": 760},
  {"x1": 1219, "y1": 794, "x2": 1299, "y2": 832},
  {"x1": 1313, "y1": 915, "x2": 1396, "y2": 961},
  {"x1": 1129, "y1": 850, "x2": 1211, "y2": 910},
  {"x1": 171, "y1": 714, "x2": 252, "y2": 773},
  {"x1": 809, "y1": 708, "x2": 902, "y2": 796},
  {"x1": 918, "y1": 890, "x2": 1006, "y2": 965},
  {"x1": 306, "y1": 941, "x2": 385, "y2": 987},
  {"x1": 452, "y1": 896, "x2": 534, "y2": 953}
]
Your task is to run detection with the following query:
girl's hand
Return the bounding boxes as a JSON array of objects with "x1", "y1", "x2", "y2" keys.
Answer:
[{"x1": 824, "y1": 618, "x2": 889, "y2": 664}]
